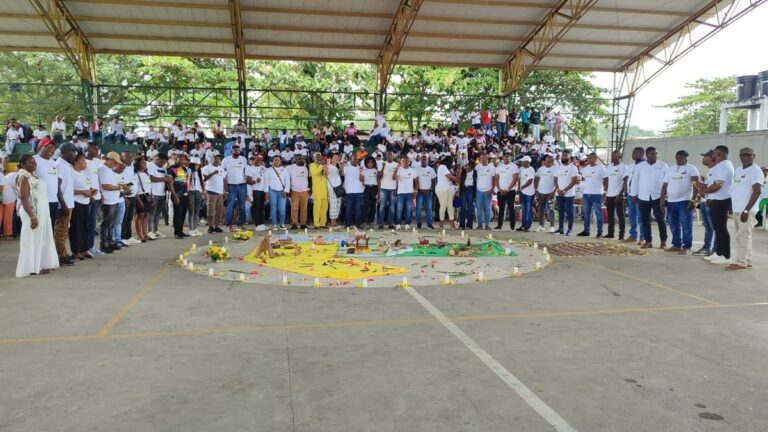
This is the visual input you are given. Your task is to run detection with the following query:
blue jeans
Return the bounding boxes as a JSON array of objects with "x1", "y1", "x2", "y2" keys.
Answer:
[
  {"x1": 113, "y1": 199, "x2": 125, "y2": 242},
  {"x1": 520, "y1": 193, "x2": 534, "y2": 229},
  {"x1": 700, "y1": 202, "x2": 716, "y2": 251},
  {"x1": 345, "y1": 193, "x2": 362, "y2": 227},
  {"x1": 377, "y1": 188, "x2": 396, "y2": 225},
  {"x1": 225, "y1": 183, "x2": 247, "y2": 226},
  {"x1": 475, "y1": 190, "x2": 492, "y2": 227},
  {"x1": 268, "y1": 188, "x2": 287, "y2": 226},
  {"x1": 627, "y1": 196, "x2": 643, "y2": 240},
  {"x1": 538, "y1": 193, "x2": 555, "y2": 228},
  {"x1": 89, "y1": 131, "x2": 102, "y2": 143},
  {"x1": 556, "y1": 195, "x2": 574, "y2": 233},
  {"x1": 87, "y1": 199, "x2": 101, "y2": 250},
  {"x1": 582, "y1": 194, "x2": 604, "y2": 234},
  {"x1": 459, "y1": 186, "x2": 475, "y2": 228},
  {"x1": 667, "y1": 201, "x2": 693, "y2": 249},
  {"x1": 396, "y1": 193, "x2": 413, "y2": 225},
  {"x1": 495, "y1": 121, "x2": 506, "y2": 139},
  {"x1": 415, "y1": 191, "x2": 433, "y2": 227},
  {"x1": 107, "y1": 132, "x2": 125, "y2": 144}
]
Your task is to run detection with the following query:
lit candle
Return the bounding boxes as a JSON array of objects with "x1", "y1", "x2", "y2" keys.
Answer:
[
  {"x1": 208, "y1": 268, "x2": 214, "y2": 276},
  {"x1": 346, "y1": 227, "x2": 350, "y2": 233},
  {"x1": 536, "y1": 262, "x2": 542, "y2": 270},
  {"x1": 412, "y1": 227, "x2": 416, "y2": 233},
  {"x1": 182, "y1": 258, "x2": 188, "y2": 266},
  {"x1": 513, "y1": 266, "x2": 520, "y2": 276},
  {"x1": 444, "y1": 274, "x2": 450, "y2": 284},
  {"x1": 239, "y1": 273, "x2": 246, "y2": 282},
  {"x1": 224, "y1": 236, "x2": 229, "y2": 243},
  {"x1": 361, "y1": 279, "x2": 368, "y2": 288},
  {"x1": 191, "y1": 243, "x2": 196, "y2": 251},
  {"x1": 441, "y1": 229, "x2": 446, "y2": 236},
  {"x1": 268, "y1": 229, "x2": 272, "y2": 236},
  {"x1": 304, "y1": 228, "x2": 308, "y2": 235},
  {"x1": 401, "y1": 277, "x2": 408, "y2": 287},
  {"x1": 178, "y1": 254, "x2": 184, "y2": 261},
  {"x1": 313, "y1": 277, "x2": 321, "y2": 287},
  {"x1": 188, "y1": 262, "x2": 194, "y2": 271},
  {"x1": 478, "y1": 271, "x2": 485, "y2": 281},
  {"x1": 488, "y1": 233, "x2": 493, "y2": 240},
  {"x1": 284, "y1": 229, "x2": 288, "y2": 236},
  {"x1": 281, "y1": 274, "x2": 289, "y2": 285},
  {"x1": 542, "y1": 247, "x2": 548, "y2": 254},
  {"x1": 208, "y1": 240, "x2": 213, "y2": 246}
]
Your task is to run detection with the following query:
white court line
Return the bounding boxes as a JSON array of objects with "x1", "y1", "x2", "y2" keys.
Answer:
[{"x1": 404, "y1": 286, "x2": 578, "y2": 432}]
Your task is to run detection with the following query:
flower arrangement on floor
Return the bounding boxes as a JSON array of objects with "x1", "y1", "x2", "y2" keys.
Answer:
[
  {"x1": 232, "y1": 230, "x2": 254, "y2": 241},
  {"x1": 207, "y1": 245, "x2": 231, "y2": 262}
]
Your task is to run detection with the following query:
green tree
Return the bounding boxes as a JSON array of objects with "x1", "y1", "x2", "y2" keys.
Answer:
[{"x1": 659, "y1": 76, "x2": 747, "y2": 136}]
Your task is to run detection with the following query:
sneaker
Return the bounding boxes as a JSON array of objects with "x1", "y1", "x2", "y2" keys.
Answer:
[
  {"x1": 493, "y1": 225, "x2": 503, "y2": 230},
  {"x1": 623, "y1": 237, "x2": 637, "y2": 243},
  {"x1": 427, "y1": 225, "x2": 435, "y2": 229},
  {"x1": 214, "y1": 227, "x2": 224, "y2": 233},
  {"x1": 549, "y1": 227, "x2": 558, "y2": 233},
  {"x1": 537, "y1": 226, "x2": 545, "y2": 232},
  {"x1": 564, "y1": 230, "x2": 573, "y2": 236},
  {"x1": 405, "y1": 224, "x2": 411, "y2": 230},
  {"x1": 678, "y1": 249, "x2": 691, "y2": 255},
  {"x1": 704, "y1": 254, "x2": 719, "y2": 261},
  {"x1": 577, "y1": 231, "x2": 590, "y2": 237},
  {"x1": 692, "y1": 247, "x2": 710, "y2": 256},
  {"x1": 255, "y1": 224, "x2": 267, "y2": 232},
  {"x1": 602, "y1": 233, "x2": 615, "y2": 239},
  {"x1": 147, "y1": 232, "x2": 157, "y2": 240},
  {"x1": 417, "y1": 224, "x2": 422, "y2": 229},
  {"x1": 395, "y1": 224, "x2": 401, "y2": 230},
  {"x1": 640, "y1": 242, "x2": 652, "y2": 249},
  {"x1": 710, "y1": 255, "x2": 731, "y2": 265},
  {"x1": 155, "y1": 232, "x2": 167, "y2": 239},
  {"x1": 484, "y1": 226, "x2": 491, "y2": 231},
  {"x1": 595, "y1": 233, "x2": 603, "y2": 239},
  {"x1": 725, "y1": 263, "x2": 748, "y2": 271},
  {"x1": 378, "y1": 225, "x2": 385, "y2": 229},
  {"x1": 665, "y1": 247, "x2": 682, "y2": 253},
  {"x1": 300, "y1": 225, "x2": 308, "y2": 230},
  {"x1": 290, "y1": 225, "x2": 298, "y2": 230}
]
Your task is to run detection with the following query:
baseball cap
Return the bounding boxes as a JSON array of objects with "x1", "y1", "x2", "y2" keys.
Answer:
[
  {"x1": 700, "y1": 149, "x2": 714, "y2": 158},
  {"x1": 521, "y1": 156, "x2": 532, "y2": 162},
  {"x1": 189, "y1": 157, "x2": 201, "y2": 164},
  {"x1": 676, "y1": 150, "x2": 689, "y2": 157}
]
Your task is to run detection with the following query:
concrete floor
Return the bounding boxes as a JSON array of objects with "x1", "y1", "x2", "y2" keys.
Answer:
[{"x1": 1, "y1": 224, "x2": 767, "y2": 432}]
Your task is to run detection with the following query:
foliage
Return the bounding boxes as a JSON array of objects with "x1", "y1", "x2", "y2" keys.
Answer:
[
  {"x1": 0, "y1": 52, "x2": 610, "y2": 141},
  {"x1": 207, "y1": 245, "x2": 231, "y2": 262},
  {"x1": 659, "y1": 76, "x2": 747, "y2": 136}
]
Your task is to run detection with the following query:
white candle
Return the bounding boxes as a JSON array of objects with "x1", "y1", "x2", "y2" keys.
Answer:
[
  {"x1": 284, "y1": 229, "x2": 288, "y2": 236},
  {"x1": 239, "y1": 273, "x2": 246, "y2": 281},
  {"x1": 179, "y1": 254, "x2": 184, "y2": 261},
  {"x1": 444, "y1": 274, "x2": 450, "y2": 284},
  {"x1": 401, "y1": 277, "x2": 408, "y2": 287},
  {"x1": 191, "y1": 243, "x2": 196, "y2": 251},
  {"x1": 441, "y1": 229, "x2": 446, "y2": 236},
  {"x1": 268, "y1": 230, "x2": 272, "y2": 236},
  {"x1": 208, "y1": 268, "x2": 214, "y2": 276},
  {"x1": 513, "y1": 266, "x2": 520, "y2": 275},
  {"x1": 478, "y1": 271, "x2": 484, "y2": 281},
  {"x1": 533, "y1": 242, "x2": 538, "y2": 249},
  {"x1": 224, "y1": 236, "x2": 229, "y2": 243},
  {"x1": 313, "y1": 277, "x2": 320, "y2": 286},
  {"x1": 282, "y1": 274, "x2": 289, "y2": 284},
  {"x1": 304, "y1": 228, "x2": 308, "y2": 235},
  {"x1": 346, "y1": 227, "x2": 350, "y2": 233},
  {"x1": 362, "y1": 279, "x2": 368, "y2": 288},
  {"x1": 188, "y1": 262, "x2": 194, "y2": 271},
  {"x1": 208, "y1": 240, "x2": 213, "y2": 246},
  {"x1": 461, "y1": 230, "x2": 465, "y2": 238},
  {"x1": 412, "y1": 227, "x2": 416, "y2": 233},
  {"x1": 488, "y1": 233, "x2": 493, "y2": 240},
  {"x1": 536, "y1": 262, "x2": 542, "y2": 270},
  {"x1": 182, "y1": 258, "x2": 188, "y2": 266}
]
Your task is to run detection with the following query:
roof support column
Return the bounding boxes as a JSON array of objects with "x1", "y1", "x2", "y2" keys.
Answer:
[
  {"x1": 499, "y1": 0, "x2": 597, "y2": 95},
  {"x1": 229, "y1": 0, "x2": 247, "y2": 123},
  {"x1": 376, "y1": 0, "x2": 424, "y2": 108}
]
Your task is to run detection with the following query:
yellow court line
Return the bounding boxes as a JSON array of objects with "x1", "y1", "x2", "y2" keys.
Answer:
[
  {"x1": 95, "y1": 265, "x2": 171, "y2": 337},
  {"x1": 580, "y1": 261, "x2": 721, "y2": 305},
  {"x1": 2, "y1": 301, "x2": 766, "y2": 346}
]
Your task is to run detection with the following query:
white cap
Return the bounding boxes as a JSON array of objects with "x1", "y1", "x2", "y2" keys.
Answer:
[
  {"x1": 521, "y1": 156, "x2": 532, "y2": 162},
  {"x1": 189, "y1": 157, "x2": 201, "y2": 164}
]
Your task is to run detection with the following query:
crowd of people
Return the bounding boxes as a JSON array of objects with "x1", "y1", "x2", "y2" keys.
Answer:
[{"x1": 1, "y1": 109, "x2": 765, "y2": 277}]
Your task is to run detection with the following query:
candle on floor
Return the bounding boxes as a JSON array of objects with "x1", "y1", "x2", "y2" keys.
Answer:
[
  {"x1": 535, "y1": 262, "x2": 542, "y2": 270},
  {"x1": 208, "y1": 268, "x2": 214, "y2": 277},
  {"x1": 281, "y1": 274, "x2": 289, "y2": 285},
  {"x1": 441, "y1": 229, "x2": 446, "y2": 236},
  {"x1": 224, "y1": 236, "x2": 229, "y2": 243},
  {"x1": 477, "y1": 271, "x2": 485, "y2": 281},
  {"x1": 313, "y1": 277, "x2": 321, "y2": 287},
  {"x1": 182, "y1": 258, "x2": 188, "y2": 266},
  {"x1": 268, "y1": 229, "x2": 272, "y2": 236},
  {"x1": 179, "y1": 254, "x2": 184, "y2": 261},
  {"x1": 304, "y1": 228, "x2": 308, "y2": 235},
  {"x1": 542, "y1": 247, "x2": 548, "y2": 254},
  {"x1": 513, "y1": 266, "x2": 520, "y2": 276},
  {"x1": 444, "y1": 274, "x2": 450, "y2": 284},
  {"x1": 188, "y1": 262, "x2": 194, "y2": 271},
  {"x1": 239, "y1": 273, "x2": 246, "y2": 282},
  {"x1": 461, "y1": 230, "x2": 465, "y2": 238},
  {"x1": 401, "y1": 277, "x2": 408, "y2": 287},
  {"x1": 208, "y1": 240, "x2": 213, "y2": 246},
  {"x1": 533, "y1": 242, "x2": 538, "y2": 249},
  {"x1": 191, "y1": 243, "x2": 196, "y2": 251},
  {"x1": 361, "y1": 279, "x2": 368, "y2": 288}
]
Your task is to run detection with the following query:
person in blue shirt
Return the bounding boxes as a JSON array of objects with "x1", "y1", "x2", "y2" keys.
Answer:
[{"x1": 519, "y1": 107, "x2": 530, "y2": 136}]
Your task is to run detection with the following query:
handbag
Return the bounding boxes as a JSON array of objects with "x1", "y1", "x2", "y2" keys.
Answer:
[
  {"x1": 333, "y1": 184, "x2": 346, "y2": 198},
  {"x1": 137, "y1": 173, "x2": 153, "y2": 207}
]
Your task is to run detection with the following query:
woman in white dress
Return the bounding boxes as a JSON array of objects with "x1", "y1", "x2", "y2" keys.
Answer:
[
  {"x1": 16, "y1": 154, "x2": 59, "y2": 277},
  {"x1": 326, "y1": 153, "x2": 342, "y2": 226}
]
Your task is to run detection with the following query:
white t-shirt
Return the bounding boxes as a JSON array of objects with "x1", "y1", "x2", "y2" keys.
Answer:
[
  {"x1": 555, "y1": 164, "x2": 579, "y2": 197},
  {"x1": 395, "y1": 167, "x2": 416, "y2": 194},
  {"x1": 496, "y1": 162, "x2": 518, "y2": 190},
  {"x1": 136, "y1": 171, "x2": 151, "y2": 197},
  {"x1": 327, "y1": 164, "x2": 341, "y2": 188},
  {"x1": 536, "y1": 165, "x2": 556, "y2": 194},
  {"x1": 264, "y1": 166, "x2": 290, "y2": 192},
  {"x1": 72, "y1": 169, "x2": 92, "y2": 205},
  {"x1": 85, "y1": 158, "x2": 103, "y2": 200},
  {"x1": 34, "y1": 155, "x2": 59, "y2": 203},
  {"x1": 475, "y1": 164, "x2": 496, "y2": 192},
  {"x1": 663, "y1": 163, "x2": 700, "y2": 202},
  {"x1": 287, "y1": 164, "x2": 309, "y2": 192},
  {"x1": 362, "y1": 167, "x2": 378, "y2": 186},
  {"x1": 581, "y1": 164, "x2": 607, "y2": 195},
  {"x1": 706, "y1": 160, "x2": 734, "y2": 200},
  {"x1": 147, "y1": 162, "x2": 169, "y2": 197},
  {"x1": 221, "y1": 155, "x2": 247, "y2": 185},
  {"x1": 98, "y1": 165, "x2": 120, "y2": 205},
  {"x1": 518, "y1": 166, "x2": 536, "y2": 196},
  {"x1": 435, "y1": 165, "x2": 453, "y2": 191},
  {"x1": 732, "y1": 165, "x2": 764, "y2": 213},
  {"x1": 343, "y1": 165, "x2": 364, "y2": 194},
  {"x1": 415, "y1": 165, "x2": 436, "y2": 190},
  {"x1": 55, "y1": 158, "x2": 75, "y2": 208},
  {"x1": 6, "y1": 129, "x2": 21, "y2": 141},
  {"x1": 380, "y1": 161, "x2": 398, "y2": 190},
  {"x1": 605, "y1": 163, "x2": 627, "y2": 198},
  {"x1": 245, "y1": 165, "x2": 265, "y2": 193},
  {"x1": 202, "y1": 164, "x2": 225, "y2": 194}
]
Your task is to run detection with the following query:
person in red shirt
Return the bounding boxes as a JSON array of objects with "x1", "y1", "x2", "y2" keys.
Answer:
[{"x1": 480, "y1": 108, "x2": 491, "y2": 134}]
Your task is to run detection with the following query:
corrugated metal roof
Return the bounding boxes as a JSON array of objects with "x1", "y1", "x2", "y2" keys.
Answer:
[{"x1": 0, "y1": 0, "x2": 754, "y2": 72}]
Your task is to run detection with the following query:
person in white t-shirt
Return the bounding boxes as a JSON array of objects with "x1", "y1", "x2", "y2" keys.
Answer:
[
  {"x1": 414, "y1": 155, "x2": 437, "y2": 229},
  {"x1": 107, "y1": 117, "x2": 126, "y2": 144},
  {"x1": 474, "y1": 153, "x2": 497, "y2": 230},
  {"x1": 603, "y1": 150, "x2": 628, "y2": 240},
  {"x1": 534, "y1": 154, "x2": 557, "y2": 232},
  {"x1": 554, "y1": 151, "x2": 579, "y2": 235},
  {"x1": 5, "y1": 124, "x2": 21, "y2": 155},
  {"x1": 245, "y1": 155, "x2": 267, "y2": 230},
  {"x1": 660, "y1": 150, "x2": 700, "y2": 253},
  {"x1": 435, "y1": 156, "x2": 460, "y2": 229},
  {"x1": 287, "y1": 155, "x2": 310, "y2": 229},
  {"x1": 517, "y1": 156, "x2": 536, "y2": 231},
  {"x1": 264, "y1": 155, "x2": 290, "y2": 228},
  {"x1": 698, "y1": 145, "x2": 734, "y2": 263},
  {"x1": 577, "y1": 153, "x2": 607, "y2": 238},
  {"x1": 343, "y1": 156, "x2": 365, "y2": 228},
  {"x1": 377, "y1": 152, "x2": 399, "y2": 229},
  {"x1": 51, "y1": 116, "x2": 66, "y2": 142},
  {"x1": 221, "y1": 145, "x2": 248, "y2": 230},
  {"x1": 202, "y1": 154, "x2": 226, "y2": 232},
  {"x1": 727, "y1": 147, "x2": 764, "y2": 270},
  {"x1": 494, "y1": 153, "x2": 518, "y2": 231},
  {"x1": 393, "y1": 157, "x2": 418, "y2": 229}
]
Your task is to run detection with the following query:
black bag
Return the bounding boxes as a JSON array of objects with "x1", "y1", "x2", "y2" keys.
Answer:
[{"x1": 333, "y1": 184, "x2": 346, "y2": 198}]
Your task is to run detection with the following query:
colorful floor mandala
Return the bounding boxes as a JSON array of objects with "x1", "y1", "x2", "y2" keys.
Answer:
[{"x1": 177, "y1": 229, "x2": 553, "y2": 287}]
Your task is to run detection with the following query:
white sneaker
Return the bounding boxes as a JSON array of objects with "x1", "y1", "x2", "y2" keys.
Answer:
[
  {"x1": 396, "y1": 224, "x2": 401, "y2": 230},
  {"x1": 156, "y1": 232, "x2": 167, "y2": 238},
  {"x1": 704, "y1": 254, "x2": 718, "y2": 261},
  {"x1": 549, "y1": 226, "x2": 557, "y2": 233},
  {"x1": 147, "y1": 232, "x2": 156, "y2": 240},
  {"x1": 128, "y1": 237, "x2": 141, "y2": 245},
  {"x1": 189, "y1": 230, "x2": 200, "y2": 237},
  {"x1": 710, "y1": 255, "x2": 731, "y2": 265},
  {"x1": 255, "y1": 224, "x2": 267, "y2": 232},
  {"x1": 405, "y1": 224, "x2": 411, "y2": 230}
]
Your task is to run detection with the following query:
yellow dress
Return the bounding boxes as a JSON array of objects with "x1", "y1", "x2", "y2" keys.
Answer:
[{"x1": 309, "y1": 162, "x2": 329, "y2": 227}]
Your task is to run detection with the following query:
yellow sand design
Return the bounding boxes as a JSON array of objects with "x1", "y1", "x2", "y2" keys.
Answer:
[{"x1": 243, "y1": 242, "x2": 407, "y2": 280}]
